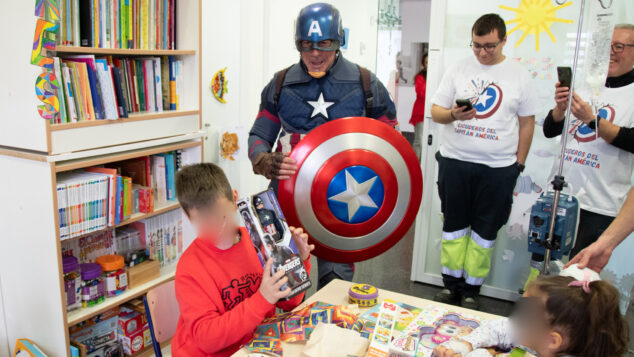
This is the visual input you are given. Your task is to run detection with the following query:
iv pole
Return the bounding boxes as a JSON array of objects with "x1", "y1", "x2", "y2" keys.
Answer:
[{"x1": 541, "y1": 0, "x2": 586, "y2": 275}]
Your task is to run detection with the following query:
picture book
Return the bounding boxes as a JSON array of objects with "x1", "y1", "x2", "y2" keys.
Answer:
[{"x1": 237, "y1": 188, "x2": 311, "y2": 299}]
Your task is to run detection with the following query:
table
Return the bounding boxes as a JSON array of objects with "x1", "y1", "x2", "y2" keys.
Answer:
[{"x1": 233, "y1": 279, "x2": 502, "y2": 356}]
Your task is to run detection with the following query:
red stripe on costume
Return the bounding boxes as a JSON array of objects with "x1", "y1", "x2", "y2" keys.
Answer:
[
  {"x1": 249, "y1": 140, "x2": 264, "y2": 156},
  {"x1": 290, "y1": 133, "x2": 302, "y2": 148},
  {"x1": 257, "y1": 109, "x2": 281, "y2": 124}
]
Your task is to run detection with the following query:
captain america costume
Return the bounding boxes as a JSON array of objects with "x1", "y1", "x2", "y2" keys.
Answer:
[
  {"x1": 248, "y1": 55, "x2": 397, "y2": 161},
  {"x1": 256, "y1": 206, "x2": 285, "y2": 241},
  {"x1": 248, "y1": 55, "x2": 398, "y2": 288}
]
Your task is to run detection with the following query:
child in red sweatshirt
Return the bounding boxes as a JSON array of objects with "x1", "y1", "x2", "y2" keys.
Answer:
[{"x1": 172, "y1": 163, "x2": 314, "y2": 356}]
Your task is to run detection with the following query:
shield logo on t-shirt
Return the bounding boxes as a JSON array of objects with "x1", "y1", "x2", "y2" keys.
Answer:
[
  {"x1": 570, "y1": 104, "x2": 615, "y2": 143},
  {"x1": 474, "y1": 83, "x2": 503, "y2": 119}
]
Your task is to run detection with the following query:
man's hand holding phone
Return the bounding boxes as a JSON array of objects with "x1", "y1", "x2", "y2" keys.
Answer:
[{"x1": 452, "y1": 99, "x2": 477, "y2": 121}]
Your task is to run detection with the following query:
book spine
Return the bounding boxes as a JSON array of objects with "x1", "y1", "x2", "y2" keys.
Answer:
[
  {"x1": 68, "y1": 64, "x2": 86, "y2": 121},
  {"x1": 79, "y1": 0, "x2": 93, "y2": 47},
  {"x1": 53, "y1": 57, "x2": 69, "y2": 124},
  {"x1": 111, "y1": 66, "x2": 128, "y2": 118},
  {"x1": 57, "y1": 184, "x2": 68, "y2": 240},
  {"x1": 154, "y1": 58, "x2": 163, "y2": 111},
  {"x1": 61, "y1": 64, "x2": 78, "y2": 122},
  {"x1": 168, "y1": 55, "x2": 176, "y2": 110},
  {"x1": 85, "y1": 65, "x2": 104, "y2": 119}
]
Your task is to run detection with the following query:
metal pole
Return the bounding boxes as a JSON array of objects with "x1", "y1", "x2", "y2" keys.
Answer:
[{"x1": 541, "y1": 0, "x2": 586, "y2": 275}]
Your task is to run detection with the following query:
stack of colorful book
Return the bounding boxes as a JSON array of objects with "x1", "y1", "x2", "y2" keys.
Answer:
[
  {"x1": 57, "y1": 171, "x2": 111, "y2": 240},
  {"x1": 130, "y1": 209, "x2": 182, "y2": 267},
  {"x1": 57, "y1": 151, "x2": 180, "y2": 239},
  {"x1": 61, "y1": 229, "x2": 116, "y2": 262},
  {"x1": 50, "y1": 55, "x2": 183, "y2": 124},
  {"x1": 57, "y1": 0, "x2": 177, "y2": 50}
]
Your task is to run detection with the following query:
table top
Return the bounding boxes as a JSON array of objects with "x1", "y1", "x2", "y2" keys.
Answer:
[{"x1": 233, "y1": 279, "x2": 501, "y2": 356}]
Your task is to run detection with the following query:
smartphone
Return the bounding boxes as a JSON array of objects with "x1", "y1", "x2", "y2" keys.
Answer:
[
  {"x1": 557, "y1": 66, "x2": 572, "y2": 88},
  {"x1": 456, "y1": 99, "x2": 473, "y2": 111}
]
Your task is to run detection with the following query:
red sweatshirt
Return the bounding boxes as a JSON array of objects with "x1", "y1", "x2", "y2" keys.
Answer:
[{"x1": 171, "y1": 227, "x2": 310, "y2": 356}]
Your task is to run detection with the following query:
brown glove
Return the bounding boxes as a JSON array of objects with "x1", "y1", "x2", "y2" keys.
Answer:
[{"x1": 252, "y1": 152, "x2": 287, "y2": 180}]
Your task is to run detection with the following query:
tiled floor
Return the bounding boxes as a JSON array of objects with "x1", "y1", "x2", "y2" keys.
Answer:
[{"x1": 304, "y1": 224, "x2": 634, "y2": 355}]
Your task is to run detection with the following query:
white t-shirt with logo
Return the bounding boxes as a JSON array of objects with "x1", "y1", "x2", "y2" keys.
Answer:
[
  {"x1": 553, "y1": 83, "x2": 634, "y2": 216},
  {"x1": 432, "y1": 56, "x2": 537, "y2": 167}
]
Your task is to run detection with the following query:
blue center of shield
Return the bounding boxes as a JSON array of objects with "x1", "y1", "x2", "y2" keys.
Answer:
[{"x1": 327, "y1": 166, "x2": 384, "y2": 224}]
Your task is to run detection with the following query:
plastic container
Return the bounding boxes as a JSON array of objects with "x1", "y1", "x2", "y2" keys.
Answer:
[
  {"x1": 62, "y1": 256, "x2": 82, "y2": 311},
  {"x1": 80, "y1": 263, "x2": 105, "y2": 308},
  {"x1": 96, "y1": 254, "x2": 128, "y2": 297}
]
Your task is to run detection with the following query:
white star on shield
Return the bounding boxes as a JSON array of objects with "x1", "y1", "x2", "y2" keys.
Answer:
[
  {"x1": 328, "y1": 170, "x2": 378, "y2": 222},
  {"x1": 308, "y1": 93, "x2": 334, "y2": 118}
]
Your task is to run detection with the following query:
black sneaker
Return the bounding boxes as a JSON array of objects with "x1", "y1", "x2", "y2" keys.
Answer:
[
  {"x1": 433, "y1": 289, "x2": 459, "y2": 305},
  {"x1": 461, "y1": 296, "x2": 480, "y2": 310}
]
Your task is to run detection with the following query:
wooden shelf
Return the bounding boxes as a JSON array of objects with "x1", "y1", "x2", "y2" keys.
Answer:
[
  {"x1": 60, "y1": 200, "x2": 181, "y2": 241},
  {"x1": 54, "y1": 139, "x2": 201, "y2": 172},
  {"x1": 67, "y1": 263, "x2": 177, "y2": 326},
  {"x1": 53, "y1": 45, "x2": 196, "y2": 56},
  {"x1": 48, "y1": 110, "x2": 200, "y2": 131}
]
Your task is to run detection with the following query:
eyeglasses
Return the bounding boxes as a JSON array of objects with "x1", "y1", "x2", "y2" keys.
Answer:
[
  {"x1": 470, "y1": 41, "x2": 501, "y2": 52},
  {"x1": 611, "y1": 42, "x2": 634, "y2": 53}
]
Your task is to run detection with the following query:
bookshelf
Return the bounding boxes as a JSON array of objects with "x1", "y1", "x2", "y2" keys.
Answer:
[
  {"x1": 0, "y1": 1, "x2": 203, "y2": 356},
  {"x1": 0, "y1": 1, "x2": 202, "y2": 156}
]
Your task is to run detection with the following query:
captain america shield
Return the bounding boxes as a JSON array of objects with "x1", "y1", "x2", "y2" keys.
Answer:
[{"x1": 278, "y1": 117, "x2": 423, "y2": 263}]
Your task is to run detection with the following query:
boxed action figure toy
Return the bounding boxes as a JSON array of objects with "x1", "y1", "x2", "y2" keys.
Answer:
[{"x1": 237, "y1": 188, "x2": 311, "y2": 299}]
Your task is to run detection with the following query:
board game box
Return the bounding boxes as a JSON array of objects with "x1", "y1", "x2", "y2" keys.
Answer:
[{"x1": 238, "y1": 188, "x2": 311, "y2": 299}]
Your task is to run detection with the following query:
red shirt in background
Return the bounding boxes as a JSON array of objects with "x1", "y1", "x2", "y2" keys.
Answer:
[
  {"x1": 172, "y1": 227, "x2": 310, "y2": 357},
  {"x1": 409, "y1": 73, "x2": 427, "y2": 126}
]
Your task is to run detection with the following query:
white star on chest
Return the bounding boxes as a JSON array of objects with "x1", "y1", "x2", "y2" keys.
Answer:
[
  {"x1": 475, "y1": 91, "x2": 492, "y2": 107},
  {"x1": 328, "y1": 170, "x2": 378, "y2": 221},
  {"x1": 307, "y1": 93, "x2": 334, "y2": 118}
]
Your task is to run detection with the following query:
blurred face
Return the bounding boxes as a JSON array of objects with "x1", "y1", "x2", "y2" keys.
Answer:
[
  {"x1": 189, "y1": 194, "x2": 239, "y2": 242},
  {"x1": 516, "y1": 288, "x2": 563, "y2": 357},
  {"x1": 609, "y1": 28, "x2": 634, "y2": 77},
  {"x1": 423, "y1": 56, "x2": 428, "y2": 70},
  {"x1": 300, "y1": 40, "x2": 337, "y2": 73},
  {"x1": 471, "y1": 30, "x2": 506, "y2": 65}
]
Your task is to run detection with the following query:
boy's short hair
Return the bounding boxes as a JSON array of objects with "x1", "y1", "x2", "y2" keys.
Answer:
[
  {"x1": 472, "y1": 13, "x2": 506, "y2": 41},
  {"x1": 175, "y1": 163, "x2": 233, "y2": 216}
]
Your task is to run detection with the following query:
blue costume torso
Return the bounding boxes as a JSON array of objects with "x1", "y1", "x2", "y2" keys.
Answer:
[{"x1": 248, "y1": 55, "x2": 397, "y2": 160}]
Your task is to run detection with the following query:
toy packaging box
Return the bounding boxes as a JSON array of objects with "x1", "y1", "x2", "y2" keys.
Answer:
[
  {"x1": 118, "y1": 306, "x2": 151, "y2": 356},
  {"x1": 69, "y1": 307, "x2": 123, "y2": 357},
  {"x1": 237, "y1": 188, "x2": 311, "y2": 299}
]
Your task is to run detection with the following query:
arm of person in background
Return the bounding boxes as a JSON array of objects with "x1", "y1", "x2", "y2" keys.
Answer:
[
  {"x1": 369, "y1": 74, "x2": 399, "y2": 129},
  {"x1": 430, "y1": 103, "x2": 477, "y2": 124},
  {"x1": 542, "y1": 82, "x2": 568, "y2": 138},
  {"x1": 517, "y1": 115, "x2": 535, "y2": 165},
  {"x1": 566, "y1": 187, "x2": 634, "y2": 272},
  {"x1": 546, "y1": 82, "x2": 634, "y2": 152},
  {"x1": 568, "y1": 92, "x2": 634, "y2": 153},
  {"x1": 248, "y1": 78, "x2": 298, "y2": 180}
]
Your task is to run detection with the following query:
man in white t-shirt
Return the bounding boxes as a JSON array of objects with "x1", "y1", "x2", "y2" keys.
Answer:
[
  {"x1": 530, "y1": 24, "x2": 634, "y2": 279},
  {"x1": 430, "y1": 14, "x2": 537, "y2": 309}
]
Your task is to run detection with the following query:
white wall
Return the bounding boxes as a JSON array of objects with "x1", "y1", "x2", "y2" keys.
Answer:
[
  {"x1": 396, "y1": 0, "x2": 431, "y2": 132},
  {"x1": 202, "y1": 0, "x2": 379, "y2": 196}
]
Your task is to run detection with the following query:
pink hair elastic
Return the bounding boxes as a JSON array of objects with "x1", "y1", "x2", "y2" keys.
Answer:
[{"x1": 568, "y1": 271, "x2": 592, "y2": 294}]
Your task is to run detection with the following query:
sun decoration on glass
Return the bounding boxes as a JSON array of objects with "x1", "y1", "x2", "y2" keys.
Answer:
[{"x1": 500, "y1": 0, "x2": 574, "y2": 51}]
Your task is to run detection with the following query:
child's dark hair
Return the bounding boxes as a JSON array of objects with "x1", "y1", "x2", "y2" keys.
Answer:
[
  {"x1": 529, "y1": 275, "x2": 628, "y2": 357},
  {"x1": 472, "y1": 13, "x2": 506, "y2": 41},
  {"x1": 174, "y1": 163, "x2": 232, "y2": 216}
]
